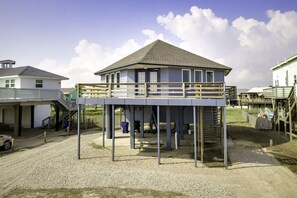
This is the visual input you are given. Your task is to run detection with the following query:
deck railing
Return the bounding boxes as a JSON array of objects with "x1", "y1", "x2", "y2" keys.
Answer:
[
  {"x1": 0, "y1": 88, "x2": 76, "y2": 110},
  {"x1": 225, "y1": 86, "x2": 237, "y2": 99},
  {"x1": 263, "y1": 86, "x2": 292, "y2": 99},
  {"x1": 240, "y1": 98, "x2": 272, "y2": 104},
  {"x1": 77, "y1": 82, "x2": 225, "y2": 99}
]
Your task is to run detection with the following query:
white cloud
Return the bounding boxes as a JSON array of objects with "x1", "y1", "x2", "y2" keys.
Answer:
[
  {"x1": 39, "y1": 39, "x2": 140, "y2": 87},
  {"x1": 39, "y1": 6, "x2": 297, "y2": 89},
  {"x1": 157, "y1": 6, "x2": 297, "y2": 88}
]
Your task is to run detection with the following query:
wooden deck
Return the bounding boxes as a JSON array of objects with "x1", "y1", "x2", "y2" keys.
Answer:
[{"x1": 77, "y1": 82, "x2": 226, "y2": 100}]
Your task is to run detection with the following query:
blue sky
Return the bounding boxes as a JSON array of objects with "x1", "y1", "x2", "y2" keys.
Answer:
[{"x1": 1, "y1": 0, "x2": 297, "y2": 88}]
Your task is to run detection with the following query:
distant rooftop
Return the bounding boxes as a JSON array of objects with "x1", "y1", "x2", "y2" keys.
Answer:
[{"x1": 0, "y1": 65, "x2": 68, "y2": 80}]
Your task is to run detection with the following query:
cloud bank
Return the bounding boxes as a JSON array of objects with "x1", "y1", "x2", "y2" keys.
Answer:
[
  {"x1": 39, "y1": 6, "x2": 297, "y2": 88},
  {"x1": 157, "y1": 6, "x2": 297, "y2": 87}
]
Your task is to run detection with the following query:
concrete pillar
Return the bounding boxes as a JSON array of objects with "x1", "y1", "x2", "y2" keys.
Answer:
[
  {"x1": 140, "y1": 106, "x2": 144, "y2": 138},
  {"x1": 175, "y1": 107, "x2": 180, "y2": 146},
  {"x1": 102, "y1": 104, "x2": 105, "y2": 147},
  {"x1": 30, "y1": 105, "x2": 34, "y2": 128},
  {"x1": 14, "y1": 105, "x2": 22, "y2": 137},
  {"x1": 179, "y1": 107, "x2": 184, "y2": 140},
  {"x1": 55, "y1": 105, "x2": 60, "y2": 131},
  {"x1": 157, "y1": 105, "x2": 160, "y2": 165},
  {"x1": 106, "y1": 105, "x2": 112, "y2": 139},
  {"x1": 166, "y1": 106, "x2": 171, "y2": 151},
  {"x1": 77, "y1": 104, "x2": 81, "y2": 160},
  {"x1": 130, "y1": 106, "x2": 135, "y2": 149},
  {"x1": 193, "y1": 106, "x2": 197, "y2": 167},
  {"x1": 200, "y1": 106, "x2": 204, "y2": 163},
  {"x1": 112, "y1": 105, "x2": 115, "y2": 161},
  {"x1": 223, "y1": 106, "x2": 228, "y2": 169}
]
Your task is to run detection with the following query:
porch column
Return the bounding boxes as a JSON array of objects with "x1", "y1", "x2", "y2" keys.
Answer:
[
  {"x1": 77, "y1": 104, "x2": 81, "y2": 160},
  {"x1": 130, "y1": 106, "x2": 135, "y2": 149},
  {"x1": 112, "y1": 104, "x2": 115, "y2": 161},
  {"x1": 106, "y1": 105, "x2": 112, "y2": 139},
  {"x1": 200, "y1": 106, "x2": 204, "y2": 163},
  {"x1": 55, "y1": 105, "x2": 60, "y2": 131},
  {"x1": 179, "y1": 107, "x2": 184, "y2": 140},
  {"x1": 14, "y1": 105, "x2": 22, "y2": 137},
  {"x1": 140, "y1": 106, "x2": 144, "y2": 138},
  {"x1": 166, "y1": 106, "x2": 171, "y2": 151},
  {"x1": 175, "y1": 107, "x2": 180, "y2": 147},
  {"x1": 223, "y1": 106, "x2": 228, "y2": 169},
  {"x1": 102, "y1": 104, "x2": 105, "y2": 147},
  {"x1": 30, "y1": 105, "x2": 34, "y2": 128},
  {"x1": 193, "y1": 106, "x2": 197, "y2": 167},
  {"x1": 157, "y1": 105, "x2": 161, "y2": 165}
]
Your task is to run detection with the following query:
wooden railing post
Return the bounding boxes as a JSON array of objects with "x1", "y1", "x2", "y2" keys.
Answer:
[
  {"x1": 182, "y1": 83, "x2": 186, "y2": 98},
  {"x1": 108, "y1": 83, "x2": 112, "y2": 98},
  {"x1": 144, "y1": 82, "x2": 148, "y2": 97}
]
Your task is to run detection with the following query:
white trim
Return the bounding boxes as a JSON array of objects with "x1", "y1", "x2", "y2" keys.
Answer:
[
  {"x1": 182, "y1": 69, "x2": 191, "y2": 82},
  {"x1": 194, "y1": 70, "x2": 203, "y2": 82},
  {"x1": 206, "y1": 70, "x2": 214, "y2": 82}
]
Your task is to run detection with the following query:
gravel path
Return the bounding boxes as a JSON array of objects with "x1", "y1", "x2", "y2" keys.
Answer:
[{"x1": 1, "y1": 131, "x2": 297, "y2": 198}]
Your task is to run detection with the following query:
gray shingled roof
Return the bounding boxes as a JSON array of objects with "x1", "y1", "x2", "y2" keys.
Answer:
[
  {"x1": 0, "y1": 66, "x2": 68, "y2": 80},
  {"x1": 95, "y1": 40, "x2": 232, "y2": 75}
]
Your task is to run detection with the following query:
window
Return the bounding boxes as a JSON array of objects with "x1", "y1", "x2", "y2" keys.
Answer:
[
  {"x1": 105, "y1": 74, "x2": 109, "y2": 83},
  {"x1": 182, "y1": 69, "x2": 191, "y2": 83},
  {"x1": 275, "y1": 80, "x2": 279, "y2": 87},
  {"x1": 294, "y1": 75, "x2": 297, "y2": 84},
  {"x1": 35, "y1": 80, "x2": 43, "y2": 88},
  {"x1": 206, "y1": 71, "x2": 214, "y2": 82},
  {"x1": 111, "y1": 73, "x2": 114, "y2": 83},
  {"x1": 5, "y1": 79, "x2": 15, "y2": 88},
  {"x1": 116, "y1": 72, "x2": 120, "y2": 88},
  {"x1": 194, "y1": 70, "x2": 203, "y2": 82}
]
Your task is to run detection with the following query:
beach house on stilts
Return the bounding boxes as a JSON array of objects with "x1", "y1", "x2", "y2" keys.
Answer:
[{"x1": 76, "y1": 40, "x2": 232, "y2": 168}]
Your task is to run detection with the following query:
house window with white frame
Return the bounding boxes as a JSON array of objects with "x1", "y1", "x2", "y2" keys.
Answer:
[
  {"x1": 182, "y1": 69, "x2": 191, "y2": 82},
  {"x1": 206, "y1": 71, "x2": 214, "y2": 82},
  {"x1": 5, "y1": 79, "x2": 15, "y2": 88},
  {"x1": 116, "y1": 72, "x2": 120, "y2": 88},
  {"x1": 105, "y1": 74, "x2": 109, "y2": 83},
  {"x1": 35, "y1": 80, "x2": 43, "y2": 88},
  {"x1": 194, "y1": 70, "x2": 203, "y2": 82}
]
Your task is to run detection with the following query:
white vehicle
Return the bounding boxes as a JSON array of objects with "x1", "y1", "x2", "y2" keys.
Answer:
[{"x1": 0, "y1": 134, "x2": 12, "y2": 150}]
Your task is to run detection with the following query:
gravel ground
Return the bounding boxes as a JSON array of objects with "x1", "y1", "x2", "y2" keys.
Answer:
[{"x1": 0, "y1": 130, "x2": 297, "y2": 198}]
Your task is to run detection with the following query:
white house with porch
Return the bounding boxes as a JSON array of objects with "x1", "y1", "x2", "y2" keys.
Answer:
[{"x1": 0, "y1": 60, "x2": 74, "y2": 137}]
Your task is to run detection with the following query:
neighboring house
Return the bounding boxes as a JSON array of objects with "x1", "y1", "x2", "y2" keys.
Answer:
[
  {"x1": 76, "y1": 40, "x2": 233, "y2": 168},
  {"x1": 0, "y1": 60, "x2": 73, "y2": 136},
  {"x1": 272, "y1": 54, "x2": 297, "y2": 87},
  {"x1": 240, "y1": 87, "x2": 272, "y2": 109},
  {"x1": 268, "y1": 54, "x2": 297, "y2": 141}
]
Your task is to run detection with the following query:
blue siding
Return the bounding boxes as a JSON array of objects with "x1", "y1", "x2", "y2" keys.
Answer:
[{"x1": 100, "y1": 68, "x2": 225, "y2": 83}]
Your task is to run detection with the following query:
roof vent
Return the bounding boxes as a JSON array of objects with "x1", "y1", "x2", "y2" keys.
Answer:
[{"x1": 0, "y1": 60, "x2": 16, "y2": 68}]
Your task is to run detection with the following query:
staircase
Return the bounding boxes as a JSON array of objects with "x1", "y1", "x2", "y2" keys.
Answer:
[
  {"x1": 273, "y1": 85, "x2": 297, "y2": 141},
  {"x1": 203, "y1": 106, "x2": 221, "y2": 143},
  {"x1": 41, "y1": 90, "x2": 78, "y2": 129}
]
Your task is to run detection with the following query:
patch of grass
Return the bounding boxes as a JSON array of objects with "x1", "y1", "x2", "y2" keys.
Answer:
[
  {"x1": 226, "y1": 108, "x2": 243, "y2": 123},
  {"x1": 266, "y1": 141, "x2": 297, "y2": 174},
  {"x1": 90, "y1": 142, "x2": 105, "y2": 149},
  {"x1": 5, "y1": 187, "x2": 186, "y2": 198}
]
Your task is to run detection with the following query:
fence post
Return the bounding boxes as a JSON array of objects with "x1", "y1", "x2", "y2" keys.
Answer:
[
  {"x1": 108, "y1": 83, "x2": 112, "y2": 97},
  {"x1": 44, "y1": 131, "x2": 47, "y2": 143},
  {"x1": 144, "y1": 82, "x2": 147, "y2": 97},
  {"x1": 182, "y1": 83, "x2": 186, "y2": 98}
]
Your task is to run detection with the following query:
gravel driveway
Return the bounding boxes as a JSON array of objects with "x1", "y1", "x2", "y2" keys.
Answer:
[{"x1": 1, "y1": 130, "x2": 297, "y2": 198}]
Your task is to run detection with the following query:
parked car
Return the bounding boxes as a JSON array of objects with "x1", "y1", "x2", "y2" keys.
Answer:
[{"x1": 0, "y1": 134, "x2": 12, "y2": 150}]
